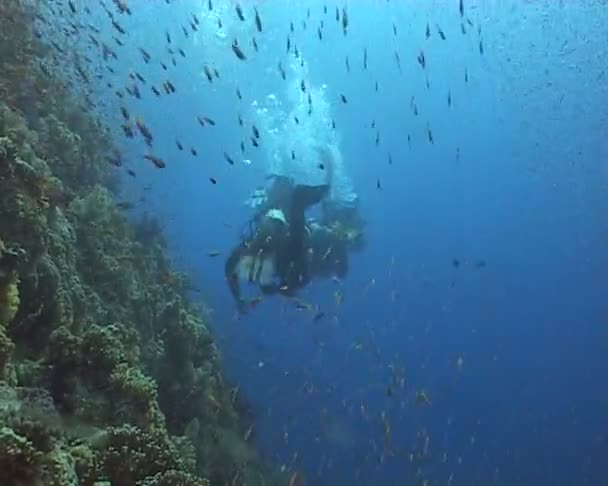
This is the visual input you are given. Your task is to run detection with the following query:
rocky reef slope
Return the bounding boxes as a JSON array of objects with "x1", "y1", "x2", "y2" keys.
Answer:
[{"x1": 0, "y1": 2, "x2": 278, "y2": 485}]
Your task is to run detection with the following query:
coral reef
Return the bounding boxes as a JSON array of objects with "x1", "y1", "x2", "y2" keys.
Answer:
[{"x1": 0, "y1": 1, "x2": 283, "y2": 485}]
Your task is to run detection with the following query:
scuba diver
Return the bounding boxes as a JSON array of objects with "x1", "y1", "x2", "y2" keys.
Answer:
[{"x1": 225, "y1": 148, "x2": 364, "y2": 313}]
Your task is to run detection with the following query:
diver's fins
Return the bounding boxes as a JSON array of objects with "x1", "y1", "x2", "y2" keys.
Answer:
[{"x1": 291, "y1": 184, "x2": 329, "y2": 213}]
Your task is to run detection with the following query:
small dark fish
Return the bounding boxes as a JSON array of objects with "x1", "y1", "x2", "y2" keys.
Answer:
[
  {"x1": 312, "y1": 311, "x2": 325, "y2": 323},
  {"x1": 474, "y1": 259, "x2": 487, "y2": 269},
  {"x1": 417, "y1": 50, "x2": 426, "y2": 69},
  {"x1": 252, "y1": 37, "x2": 258, "y2": 52},
  {"x1": 151, "y1": 86, "x2": 160, "y2": 96},
  {"x1": 254, "y1": 7, "x2": 262, "y2": 32},
  {"x1": 375, "y1": 80, "x2": 379, "y2": 92},
  {"x1": 209, "y1": 177, "x2": 217, "y2": 184},
  {"x1": 121, "y1": 124, "x2": 134, "y2": 138},
  {"x1": 144, "y1": 154, "x2": 166, "y2": 168},
  {"x1": 112, "y1": 20, "x2": 125, "y2": 35},
  {"x1": 286, "y1": 36, "x2": 291, "y2": 53},
  {"x1": 208, "y1": 250, "x2": 221, "y2": 257},
  {"x1": 300, "y1": 79, "x2": 306, "y2": 93},
  {"x1": 203, "y1": 65, "x2": 213, "y2": 82},
  {"x1": 459, "y1": 0, "x2": 464, "y2": 17},
  {"x1": 388, "y1": 153, "x2": 392, "y2": 165},
  {"x1": 238, "y1": 114, "x2": 244, "y2": 126},
  {"x1": 135, "y1": 118, "x2": 153, "y2": 145},
  {"x1": 203, "y1": 116, "x2": 216, "y2": 126},
  {"x1": 341, "y1": 6, "x2": 348, "y2": 35},
  {"x1": 236, "y1": 87, "x2": 242, "y2": 100},
  {"x1": 291, "y1": 150, "x2": 296, "y2": 160},
  {"x1": 251, "y1": 137, "x2": 259, "y2": 148},
  {"x1": 294, "y1": 116, "x2": 299, "y2": 124},
  {"x1": 447, "y1": 90, "x2": 452, "y2": 107},
  {"x1": 363, "y1": 47, "x2": 368, "y2": 69},
  {"x1": 68, "y1": 0, "x2": 76, "y2": 13},
  {"x1": 252, "y1": 124, "x2": 260, "y2": 139},
  {"x1": 464, "y1": 67, "x2": 469, "y2": 83},
  {"x1": 224, "y1": 152, "x2": 235, "y2": 165},
  {"x1": 426, "y1": 22, "x2": 431, "y2": 39},
  {"x1": 318, "y1": 163, "x2": 325, "y2": 170},
  {"x1": 461, "y1": 23, "x2": 467, "y2": 35},
  {"x1": 479, "y1": 38, "x2": 484, "y2": 55},
  {"x1": 139, "y1": 47, "x2": 151, "y2": 63},
  {"x1": 127, "y1": 169, "x2": 136, "y2": 177},
  {"x1": 427, "y1": 125, "x2": 434, "y2": 144},
  {"x1": 436, "y1": 24, "x2": 446, "y2": 40},
  {"x1": 107, "y1": 151, "x2": 122, "y2": 167},
  {"x1": 178, "y1": 48, "x2": 186, "y2": 57},
  {"x1": 232, "y1": 39, "x2": 247, "y2": 60},
  {"x1": 290, "y1": 21, "x2": 294, "y2": 33},
  {"x1": 394, "y1": 50, "x2": 402, "y2": 73},
  {"x1": 392, "y1": 23, "x2": 397, "y2": 36},
  {"x1": 176, "y1": 139, "x2": 183, "y2": 150},
  {"x1": 278, "y1": 62, "x2": 286, "y2": 80},
  {"x1": 340, "y1": 94, "x2": 347, "y2": 104},
  {"x1": 345, "y1": 56, "x2": 350, "y2": 73},
  {"x1": 161, "y1": 62, "x2": 168, "y2": 70},
  {"x1": 166, "y1": 30, "x2": 171, "y2": 44},
  {"x1": 116, "y1": 201, "x2": 134, "y2": 210},
  {"x1": 208, "y1": 0, "x2": 213, "y2": 10},
  {"x1": 331, "y1": 119, "x2": 336, "y2": 129},
  {"x1": 120, "y1": 106, "x2": 130, "y2": 120},
  {"x1": 377, "y1": 179, "x2": 382, "y2": 189},
  {"x1": 240, "y1": 141, "x2": 245, "y2": 152},
  {"x1": 163, "y1": 81, "x2": 176, "y2": 94},
  {"x1": 375, "y1": 131, "x2": 380, "y2": 146},
  {"x1": 191, "y1": 147, "x2": 198, "y2": 156},
  {"x1": 317, "y1": 27, "x2": 323, "y2": 40},
  {"x1": 453, "y1": 258, "x2": 460, "y2": 268},
  {"x1": 235, "y1": 3, "x2": 245, "y2": 21}
]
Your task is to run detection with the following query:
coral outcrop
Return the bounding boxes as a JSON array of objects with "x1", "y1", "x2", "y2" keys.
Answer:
[{"x1": 0, "y1": 1, "x2": 282, "y2": 485}]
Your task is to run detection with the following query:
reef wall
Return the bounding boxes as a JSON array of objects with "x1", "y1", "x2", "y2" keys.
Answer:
[{"x1": 0, "y1": 2, "x2": 281, "y2": 485}]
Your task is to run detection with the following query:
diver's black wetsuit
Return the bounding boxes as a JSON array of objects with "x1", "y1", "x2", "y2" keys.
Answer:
[{"x1": 225, "y1": 183, "x2": 329, "y2": 309}]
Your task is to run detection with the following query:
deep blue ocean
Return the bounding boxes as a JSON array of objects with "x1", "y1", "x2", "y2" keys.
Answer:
[{"x1": 73, "y1": 1, "x2": 608, "y2": 484}]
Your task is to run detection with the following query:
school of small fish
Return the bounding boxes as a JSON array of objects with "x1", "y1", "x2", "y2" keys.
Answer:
[{"x1": 35, "y1": 0, "x2": 493, "y2": 483}]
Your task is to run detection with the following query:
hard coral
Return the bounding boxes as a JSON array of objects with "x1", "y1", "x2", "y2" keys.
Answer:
[
  {"x1": 0, "y1": 426, "x2": 43, "y2": 484},
  {"x1": 108, "y1": 363, "x2": 165, "y2": 431},
  {"x1": 98, "y1": 425, "x2": 194, "y2": 486},
  {"x1": 136, "y1": 470, "x2": 210, "y2": 486},
  {"x1": 0, "y1": 239, "x2": 22, "y2": 327}
]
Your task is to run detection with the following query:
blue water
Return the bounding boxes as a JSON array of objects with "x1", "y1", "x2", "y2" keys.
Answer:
[{"x1": 72, "y1": 1, "x2": 608, "y2": 484}]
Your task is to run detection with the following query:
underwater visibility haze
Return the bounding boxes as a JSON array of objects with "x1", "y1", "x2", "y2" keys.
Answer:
[{"x1": 0, "y1": 0, "x2": 607, "y2": 485}]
